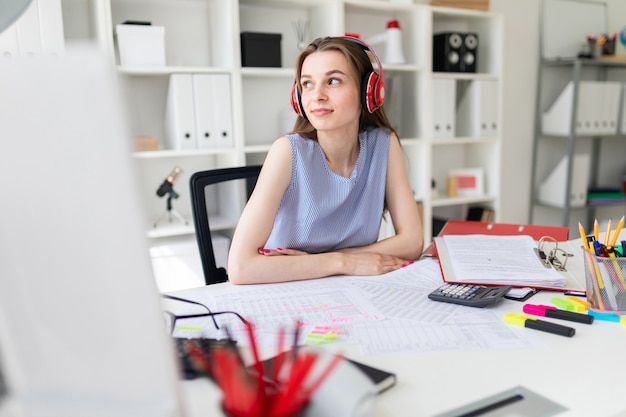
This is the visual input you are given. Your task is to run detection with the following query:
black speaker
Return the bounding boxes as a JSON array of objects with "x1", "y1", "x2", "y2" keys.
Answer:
[
  {"x1": 433, "y1": 32, "x2": 478, "y2": 73},
  {"x1": 461, "y1": 33, "x2": 478, "y2": 73}
]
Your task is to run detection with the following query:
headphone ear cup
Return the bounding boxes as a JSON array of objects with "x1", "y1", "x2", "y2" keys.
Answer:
[
  {"x1": 362, "y1": 71, "x2": 380, "y2": 113},
  {"x1": 290, "y1": 82, "x2": 306, "y2": 118}
]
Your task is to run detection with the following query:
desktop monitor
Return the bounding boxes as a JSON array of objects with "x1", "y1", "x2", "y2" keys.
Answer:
[{"x1": 0, "y1": 48, "x2": 183, "y2": 416}]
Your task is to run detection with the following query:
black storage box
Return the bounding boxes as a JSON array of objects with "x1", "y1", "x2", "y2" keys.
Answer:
[{"x1": 241, "y1": 32, "x2": 282, "y2": 67}]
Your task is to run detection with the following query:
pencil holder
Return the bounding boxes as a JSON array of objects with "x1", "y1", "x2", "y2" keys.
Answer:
[{"x1": 582, "y1": 248, "x2": 626, "y2": 312}]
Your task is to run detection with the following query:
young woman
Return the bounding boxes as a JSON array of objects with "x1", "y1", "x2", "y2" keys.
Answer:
[{"x1": 228, "y1": 36, "x2": 423, "y2": 284}]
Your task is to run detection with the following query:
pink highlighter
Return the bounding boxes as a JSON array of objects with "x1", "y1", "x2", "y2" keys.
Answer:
[{"x1": 522, "y1": 304, "x2": 594, "y2": 325}]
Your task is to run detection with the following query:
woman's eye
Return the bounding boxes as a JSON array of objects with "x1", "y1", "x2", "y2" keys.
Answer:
[
  {"x1": 329, "y1": 78, "x2": 340, "y2": 85},
  {"x1": 302, "y1": 80, "x2": 312, "y2": 88}
]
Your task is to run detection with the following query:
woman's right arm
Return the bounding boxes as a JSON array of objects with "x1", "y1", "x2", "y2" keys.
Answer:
[{"x1": 227, "y1": 138, "x2": 345, "y2": 284}]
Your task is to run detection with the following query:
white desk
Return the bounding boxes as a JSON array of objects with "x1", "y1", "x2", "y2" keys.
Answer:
[{"x1": 170, "y1": 279, "x2": 626, "y2": 417}]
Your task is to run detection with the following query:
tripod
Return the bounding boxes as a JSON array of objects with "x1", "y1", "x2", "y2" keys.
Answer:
[{"x1": 153, "y1": 181, "x2": 188, "y2": 228}]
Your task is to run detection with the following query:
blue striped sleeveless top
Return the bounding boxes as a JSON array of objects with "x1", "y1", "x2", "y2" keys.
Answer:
[{"x1": 264, "y1": 126, "x2": 391, "y2": 253}]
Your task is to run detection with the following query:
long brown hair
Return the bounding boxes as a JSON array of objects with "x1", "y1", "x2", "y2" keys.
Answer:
[{"x1": 291, "y1": 36, "x2": 396, "y2": 140}]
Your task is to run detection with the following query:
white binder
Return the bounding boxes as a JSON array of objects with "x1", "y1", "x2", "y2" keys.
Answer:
[
  {"x1": 0, "y1": 26, "x2": 19, "y2": 57},
  {"x1": 432, "y1": 78, "x2": 456, "y2": 138},
  {"x1": 211, "y1": 73, "x2": 234, "y2": 148},
  {"x1": 193, "y1": 74, "x2": 217, "y2": 149},
  {"x1": 15, "y1": 0, "x2": 42, "y2": 56},
  {"x1": 542, "y1": 81, "x2": 621, "y2": 136},
  {"x1": 166, "y1": 73, "x2": 234, "y2": 150},
  {"x1": 194, "y1": 73, "x2": 233, "y2": 149},
  {"x1": 538, "y1": 154, "x2": 590, "y2": 208},
  {"x1": 37, "y1": 0, "x2": 65, "y2": 56},
  {"x1": 456, "y1": 80, "x2": 498, "y2": 138},
  {"x1": 165, "y1": 74, "x2": 196, "y2": 150}
]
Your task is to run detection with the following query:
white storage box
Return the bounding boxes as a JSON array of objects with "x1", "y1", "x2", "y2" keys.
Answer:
[{"x1": 116, "y1": 24, "x2": 165, "y2": 67}]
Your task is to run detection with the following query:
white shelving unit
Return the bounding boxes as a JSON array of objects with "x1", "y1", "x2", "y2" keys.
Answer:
[
  {"x1": 530, "y1": 58, "x2": 626, "y2": 235},
  {"x1": 29, "y1": 0, "x2": 503, "y2": 246},
  {"x1": 530, "y1": 0, "x2": 626, "y2": 237}
]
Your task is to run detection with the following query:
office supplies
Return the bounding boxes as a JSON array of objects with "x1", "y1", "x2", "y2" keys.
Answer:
[
  {"x1": 538, "y1": 154, "x2": 590, "y2": 207},
  {"x1": 116, "y1": 22, "x2": 166, "y2": 67},
  {"x1": 428, "y1": 283, "x2": 511, "y2": 308},
  {"x1": 604, "y1": 218, "x2": 613, "y2": 246},
  {"x1": 197, "y1": 321, "x2": 346, "y2": 417},
  {"x1": 431, "y1": 78, "x2": 456, "y2": 138},
  {"x1": 504, "y1": 287, "x2": 537, "y2": 302},
  {"x1": 259, "y1": 351, "x2": 395, "y2": 396},
  {"x1": 578, "y1": 222, "x2": 589, "y2": 250},
  {"x1": 503, "y1": 314, "x2": 575, "y2": 337},
  {"x1": 165, "y1": 73, "x2": 234, "y2": 151},
  {"x1": 434, "y1": 234, "x2": 587, "y2": 291},
  {"x1": 422, "y1": 220, "x2": 569, "y2": 258},
  {"x1": 582, "y1": 245, "x2": 626, "y2": 312},
  {"x1": 587, "y1": 308, "x2": 621, "y2": 322},
  {"x1": 456, "y1": 79, "x2": 498, "y2": 137},
  {"x1": 610, "y1": 215, "x2": 624, "y2": 246},
  {"x1": 551, "y1": 297, "x2": 585, "y2": 312},
  {"x1": 304, "y1": 325, "x2": 339, "y2": 345},
  {"x1": 434, "y1": 385, "x2": 567, "y2": 417},
  {"x1": 346, "y1": 359, "x2": 396, "y2": 395},
  {"x1": 522, "y1": 304, "x2": 594, "y2": 324}
]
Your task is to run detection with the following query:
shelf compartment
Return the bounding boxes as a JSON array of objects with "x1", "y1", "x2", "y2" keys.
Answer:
[
  {"x1": 431, "y1": 7, "x2": 502, "y2": 76},
  {"x1": 239, "y1": 0, "x2": 337, "y2": 70},
  {"x1": 542, "y1": 80, "x2": 622, "y2": 136},
  {"x1": 110, "y1": 0, "x2": 237, "y2": 68}
]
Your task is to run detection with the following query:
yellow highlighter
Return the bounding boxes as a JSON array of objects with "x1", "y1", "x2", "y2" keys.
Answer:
[{"x1": 504, "y1": 313, "x2": 575, "y2": 337}]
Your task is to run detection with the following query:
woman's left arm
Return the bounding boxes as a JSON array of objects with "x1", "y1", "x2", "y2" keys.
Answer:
[{"x1": 343, "y1": 133, "x2": 424, "y2": 259}]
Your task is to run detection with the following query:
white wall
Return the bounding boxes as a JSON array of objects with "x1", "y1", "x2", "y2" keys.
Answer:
[{"x1": 490, "y1": 0, "x2": 626, "y2": 224}]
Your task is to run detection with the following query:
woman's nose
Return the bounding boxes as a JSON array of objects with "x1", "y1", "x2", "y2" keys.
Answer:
[{"x1": 312, "y1": 84, "x2": 327, "y2": 101}]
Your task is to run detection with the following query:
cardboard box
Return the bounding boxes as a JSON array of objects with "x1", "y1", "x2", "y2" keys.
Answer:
[
  {"x1": 431, "y1": 0, "x2": 489, "y2": 11},
  {"x1": 116, "y1": 24, "x2": 166, "y2": 67},
  {"x1": 134, "y1": 136, "x2": 159, "y2": 152}
]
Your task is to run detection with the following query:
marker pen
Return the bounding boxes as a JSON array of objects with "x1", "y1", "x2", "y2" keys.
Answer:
[
  {"x1": 551, "y1": 297, "x2": 585, "y2": 312},
  {"x1": 587, "y1": 308, "x2": 621, "y2": 323},
  {"x1": 523, "y1": 304, "x2": 594, "y2": 324},
  {"x1": 504, "y1": 313, "x2": 576, "y2": 337}
]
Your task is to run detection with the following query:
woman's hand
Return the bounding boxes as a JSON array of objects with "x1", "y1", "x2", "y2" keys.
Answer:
[{"x1": 341, "y1": 251, "x2": 414, "y2": 276}]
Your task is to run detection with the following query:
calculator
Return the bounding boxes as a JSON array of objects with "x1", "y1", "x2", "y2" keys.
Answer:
[{"x1": 428, "y1": 283, "x2": 512, "y2": 308}]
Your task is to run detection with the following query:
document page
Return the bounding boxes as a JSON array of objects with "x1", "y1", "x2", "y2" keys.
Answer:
[
  {"x1": 164, "y1": 259, "x2": 542, "y2": 354},
  {"x1": 436, "y1": 235, "x2": 566, "y2": 287}
]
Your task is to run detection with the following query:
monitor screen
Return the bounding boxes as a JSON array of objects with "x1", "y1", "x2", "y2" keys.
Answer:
[{"x1": 0, "y1": 47, "x2": 182, "y2": 417}]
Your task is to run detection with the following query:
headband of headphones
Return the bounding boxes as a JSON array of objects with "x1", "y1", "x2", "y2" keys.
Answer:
[{"x1": 290, "y1": 35, "x2": 387, "y2": 118}]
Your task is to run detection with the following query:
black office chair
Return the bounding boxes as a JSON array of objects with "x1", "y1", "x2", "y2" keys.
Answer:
[{"x1": 189, "y1": 165, "x2": 262, "y2": 285}]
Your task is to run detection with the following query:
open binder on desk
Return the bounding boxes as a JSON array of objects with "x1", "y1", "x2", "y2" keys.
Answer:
[
  {"x1": 434, "y1": 234, "x2": 587, "y2": 293},
  {"x1": 422, "y1": 220, "x2": 570, "y2": 258}
]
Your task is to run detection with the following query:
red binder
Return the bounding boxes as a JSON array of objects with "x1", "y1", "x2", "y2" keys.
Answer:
[{"x1": 422, "y1": 220, "x2": 570, "y2": 258}]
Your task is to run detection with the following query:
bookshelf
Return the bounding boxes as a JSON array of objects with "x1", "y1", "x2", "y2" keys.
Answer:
[{"x1": 3, "y1": 0, "x2": 504, "y2": 246}]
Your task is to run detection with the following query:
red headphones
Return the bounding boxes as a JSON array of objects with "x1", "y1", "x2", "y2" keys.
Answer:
[{"x1": 290, "y1": 36, "x2": 386, "y2": 119}]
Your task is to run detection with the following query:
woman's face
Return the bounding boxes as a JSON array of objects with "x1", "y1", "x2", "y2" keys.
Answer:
[{"x1": 299, "y1": 50, "x2": 361, "y2": 135}]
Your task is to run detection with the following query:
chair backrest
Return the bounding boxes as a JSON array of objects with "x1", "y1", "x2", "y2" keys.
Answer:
[{"x1": 189, "y1": 165, "x2": 262, "y2": 285}]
